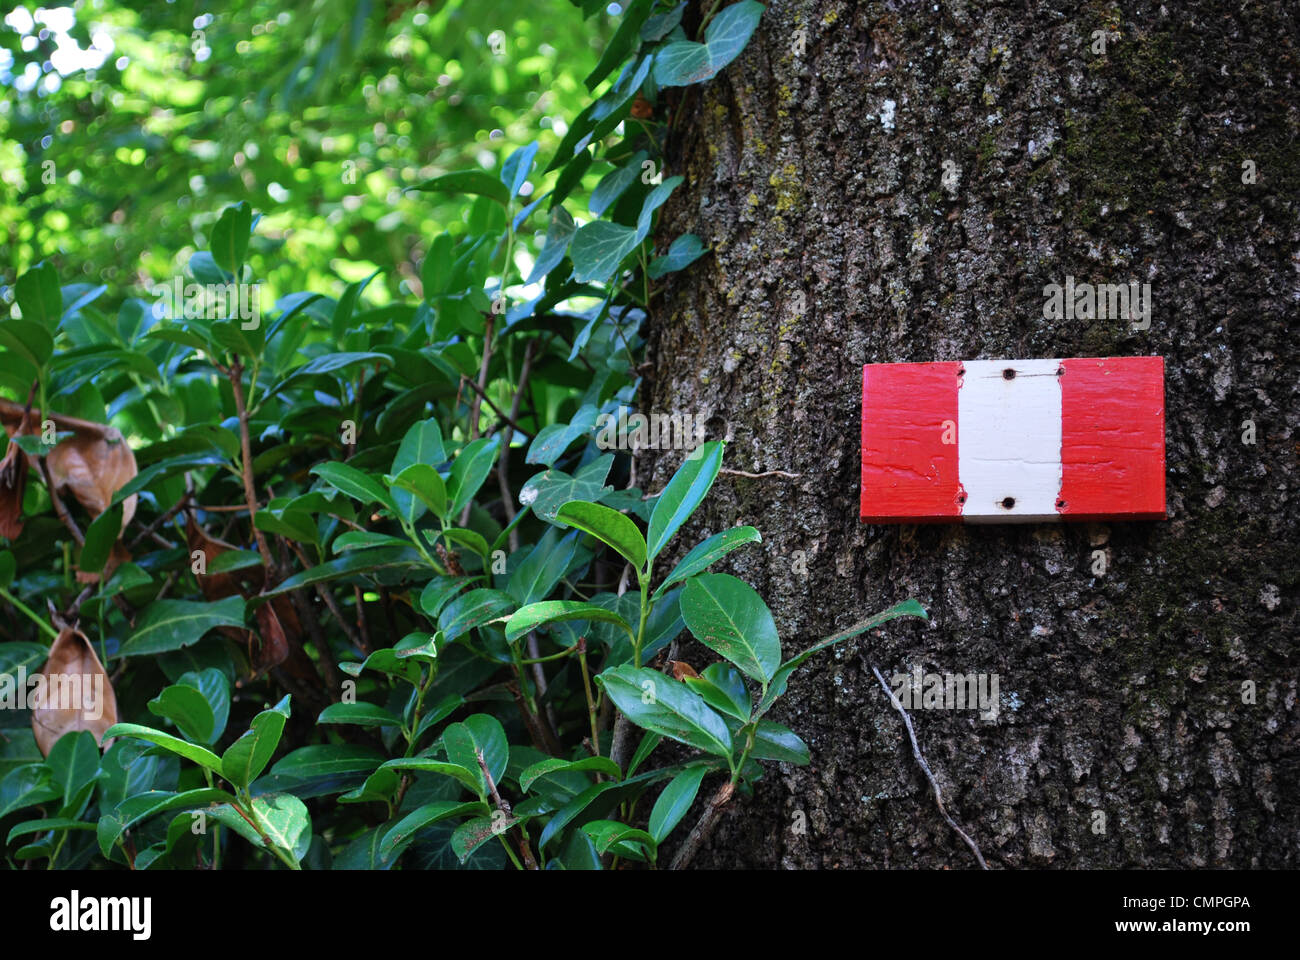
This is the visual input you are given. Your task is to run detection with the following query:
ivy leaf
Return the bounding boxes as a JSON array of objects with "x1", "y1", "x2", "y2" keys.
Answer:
[
  {"x1": 500, "y1": 141, "x2": 539, "y2": 198},
  {"x1": 654, "y1": 1, "x2": 765, "y2": 87},
  {"x1": 569, "y1": 221, "x2": 639, "y2": 284},
  {"x1": 584, "y1": 0, "x2": 654, "y2": 90},
  {"x1": 648, "y1": 233, "x2": 708, "y2": 278},
  {"x1": 525, "y1": 206, "x2": 577, "y2": 284}
]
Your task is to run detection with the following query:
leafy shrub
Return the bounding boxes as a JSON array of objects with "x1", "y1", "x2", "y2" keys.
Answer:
[{"x1": 0, "y1": 1, "x2": 924, "y2": 870}]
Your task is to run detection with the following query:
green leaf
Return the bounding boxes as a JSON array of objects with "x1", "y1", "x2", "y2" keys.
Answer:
[
  {"x1": 442, "y1": 714, "x2": 509, "y2": 798},
  {"x1": 680, "y1": 573, "x2": 780, "y2": 683},
  {"x1": 317, "y1": 702, "x2": 402, "y2": 728},
  {"x1": 410, "y1": 170, "x2": 511, "y2": 206},
  {"x1": 683, "y1": 662, "x2": 751, "y2": 721},
  {"x1": 653, "y1": 41, "x2": 713, "y2": 86},
  {"x1": 421, "y1": 575, "x2": 468, "y2": 619},
  {"x1": 648, "y1": 233, "x2": 708, "y2": 278},
  {"x1": 14, "y1": 261, "x2": 61, "y2": 329},
  {"x1": 525, "y1": 403, "x2": 598, "y2": 466},
  {"x1": 448, "y1": 436, "x2": 500, "y2": 517},
  {"x1": 451, "y1": 817, "x2": 506, "y2": 863},
  {"x1": 653, "y1": 1, "x2": 765, "y2": 86},
  {"x1": 250, "y1": 792, "x2": 312, "y2": 864},
  {"x1": 597, "y1": 665, "x2": 732, "y2": 758},
  {"x1": 518, "y1": 455, "x2": 614, "y2": 522},
  {"x1": 101, "y1": 723, "x2": 225, "y2": 776},
  {"x1": 208, "y1": 202, "x2": 253, "y2": 276},
  {"x1": 176, "y1": 668, "x2": 230, "y2": 743},
  {"x1": 626, "y1": 731, "x2": 662, "y2": 778},
  {"x1": 221, "y1": 695, "x2": 291, "y2": 789},
  {"x1": 756, "y1": 598, "x2": 929, "y2": 718},
  {"x1": 506, "y1": 527, "x2": 580, "y2": 605},
  {"x1": 380, "y1": 758, "x2": 483, "y2": 796},
  {"x1": 654, "y1": 526, "x2": 761, "y2": 598},
  {"x1": 386, "y1": 463, "x2": 448, "y2": 523},
  {"x1": 270, "y1": 744, "x2": 386, "y2": 779},
  {"x1": 581, "y1": 819, "x2": 657, "y2": 860},
  {"x1": 500, "y1": 141, "x2": 540, "y2": 197},
  {"x1": 439, "y1": 588, "x2": 514, "y2": 642},
  {"x1": 648, "y1": 764, "x2": 709, "y2": 843},
  {"x1": 569, "y1": 221, "x2": 639, "y2": 283},
  {"x1": 0, "y1": 765, "x2": 60, "y2": 820},
  {"x1": 703, "y1": 1, "x2": 766, "y2": 74},
  {"x1": 505, "y1": 601, "x2": 634, "y2": 645},
  {"x1": 147, "y1": 684, "x2": 216, "y2": 745},
  {"x1": 9, "y1": 817, "x2": 96, "y2": 846},
  {"x1": 584, "y1": 0, "x2": 653, "y2": 89},
  {"x1": 749, "y1": 720, "x2": 810, "y2": 764},
  {"x1": 556, "y1": 500, "x2": 647, "y2": 572},
  {"x1": 380, "y1": 800, "x2": 488, "y2": 861},
  {"x1": 311, "y1": 461, "x2": 395, "y2": 511},
  {"x1": 45, "y1": 731, "x2": 99, "y2": 810},
  {"x1": 261, "y1": 546, "x2": 423, "y2": 598},
  {"x1": 646, "y1": 440, "x2": 724, "y2": 560},
  {"x1": 634, "y1": 176, "x2": 682, "y2": 242},
  {"x1": 589, "y1": 152, "x2": 646, "y2": 216},
  {"x1": 119, "y1": 596, "x2": 246, "y2": 657},
  {"x1": 391, "y1": 417, "x2": 446, "y2": 476},
  {"x1": 524, "y1": 206, "x2": 577, "y2": 284},
  {"x1": 0, "y1": 319, "x2": 55, "y2": 369},
  {"x1": 519, "y1": 756, "x2": 620, "y2": 793},
  {"x1": 96, "y1": 788, "x2": 233, "y2": 856}
]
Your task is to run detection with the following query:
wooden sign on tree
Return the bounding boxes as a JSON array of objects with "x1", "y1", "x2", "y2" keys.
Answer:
[{"x1": 860, "y1": 356, "x2": 1166, "y2": 523}]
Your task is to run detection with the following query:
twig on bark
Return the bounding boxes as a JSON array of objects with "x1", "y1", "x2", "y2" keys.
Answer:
[
  {"x1": 719, "y1": 468, "x2": 802, "y2": 480},
  {"x1": 870, "y1": 665, "x2": 988, "y2": 870},
  {"x1": 669, "y1": 779, "x2": 735, "y2": 870}
]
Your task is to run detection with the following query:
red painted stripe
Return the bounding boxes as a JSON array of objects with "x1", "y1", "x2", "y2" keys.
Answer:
[
  {"x1": 861, "y1": 361, "x2": 964, "y2": 521},
  {"x1": 1058, "y1": 356, "x2": 1166, "y2": 520}
]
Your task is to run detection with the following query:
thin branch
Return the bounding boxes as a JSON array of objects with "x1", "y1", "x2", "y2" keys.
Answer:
[
  {"x1": 227, "y1": 360, "x2": 274, "y2": 573},
  {"x1": 669, "y1": 779, "x2": 734, "y2": 870},
  {"x1": 870, "y1": 665, "x2": 988, "y2": 870},
  {"x1": 459, "y1": 371, "x2": 535, "y2": 441},
  {"x1": 476, "y1": 747, "x2": 538, "y2": 870},
  {"x1": 496, "y1": 339, "x2": 536, "y2": 550}
]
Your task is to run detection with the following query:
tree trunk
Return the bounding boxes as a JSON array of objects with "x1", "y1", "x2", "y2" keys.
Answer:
[{"x1": 647, "y1": 0, "x2": 1299, "y2": 868}]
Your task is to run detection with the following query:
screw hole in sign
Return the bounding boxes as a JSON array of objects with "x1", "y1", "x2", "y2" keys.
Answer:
[
  {"x1": 1001, "y1": 497, "x2": 1016, "y2": 509},
  {"x1": 1002, "y1": 368, "x2": 1016, "y2": 380}
]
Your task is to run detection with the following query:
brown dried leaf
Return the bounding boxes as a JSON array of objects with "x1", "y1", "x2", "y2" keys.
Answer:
[
  {"x1": 669, "y1": 660, "x2": 700, "y2": 681},
  {"x1": 46, "y1": 430, "x2": 138, "y2": 528},
  {"x1": 31, "y1": 626, "x2": 119, "y2": 756},
  {"x1": 252, "y1": 600, "x2": 292, "y2": 676}
]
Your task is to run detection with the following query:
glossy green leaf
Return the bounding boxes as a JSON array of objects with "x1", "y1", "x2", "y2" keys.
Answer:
[
  {"x1": 221, "y1": 696, "x2": 291, "y2": 789},
  {"x1": 648, "y1": 765, "x2": 709, "y2": 843},
  {"x1": 654, "y1": 525, "x2": 761, "y2": 598},
  {"x1": 101, "y1": 723, "x2": 225, "y2": 776},
  {"x1": 505, "y1": 600, "x2": 634, "y2": 645},
  {"x1": 646, "y1": 440, "x2": 724, "y2": 561},
  {"x1": 556, "y1": 500, "x2": 647, "y2": 572},
  {"x1": 118, "y1": 596, "x2": 246, "y2": 657},
  {"x1": 756, "y1": 598, "x2": 928, "y2": 718},
  {"x1": 680, "y1": 573, "x2": 780, "y2": 683},
  {"x1": 147, "y1": 683, "x2": 216, "y2": 745},
  {"x1": 596, "y1": 665, "x2": 732, "y2": 758}
]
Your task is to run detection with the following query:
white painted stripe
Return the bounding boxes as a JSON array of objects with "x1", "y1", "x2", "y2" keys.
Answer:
[{"x1": 958, "y1": 359, "x2": 1062, "y2": 522}]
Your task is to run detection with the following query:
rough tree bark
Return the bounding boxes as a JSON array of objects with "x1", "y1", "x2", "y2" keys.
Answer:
[{"x1": 646, "y1": 0, "x2": 1298, "y2": 868}]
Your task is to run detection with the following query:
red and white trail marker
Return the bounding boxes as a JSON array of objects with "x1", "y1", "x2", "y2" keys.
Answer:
[{"x1": 860, "y1": 356, "x2": 1166, "y2": 523}]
